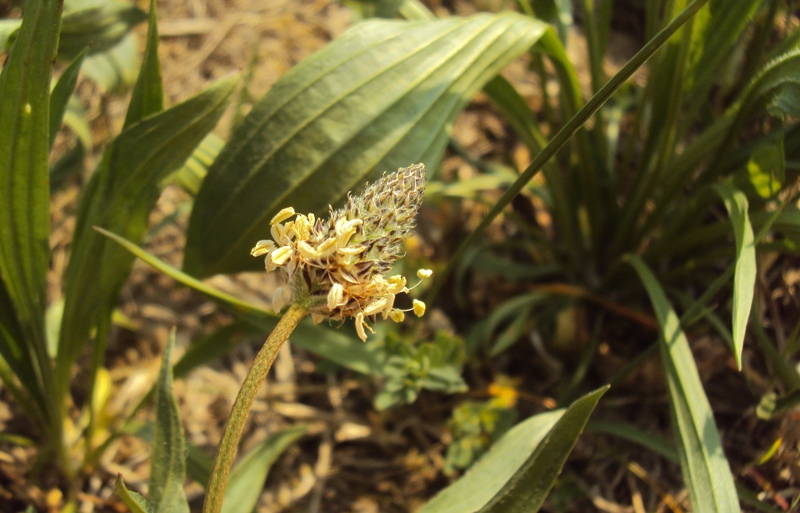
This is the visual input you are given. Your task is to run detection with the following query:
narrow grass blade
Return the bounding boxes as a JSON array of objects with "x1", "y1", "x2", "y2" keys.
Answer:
[
  {"x1": 50, "y1": 48, "x2": 88, "y2": 149},
  {"x1": 0, "y1": 0, "x2": 62, "y2": 426},
  {"x1": 428, "y1": 0, "x2": 709, "y2": 301},
  {"x1": 714, "y1": 182, "x2": 756, "y2": 370},
  {"x1": 57, "y1": 75, "x2": 236, "y2": 401},
  {"x1": 149, "y1": 330, "x2": 189, "y2": 513},
  {"x1": 483, "y1": 75, "x2": 546, "y2": 154},
  {"x1": 95, "y1": 227, "x2": 381, "y2": 375},
  {"x1": 588, "y1": 421, "x2": 679, "y2": 462},
  {"x1": 221, "y1": 426, "x2": 308, "y2": 513},
  {"x1": 115, "y1": 475, "x2": 152, "y2": 513},
  {"x1": 684, "y1": 0, "x2": 762, "y2": 102},
  {"x1": 123, "y1": 0, "x2": 163, "y2": 128},
  {"x1": 419, "y1": 387, "x2": 606, "y2": 513},
  {"x1": 628, "y1": 255, "x2": 739, "y2": 512},
  {"x1": 185, "y1": 13, "x2": 550, "y2": 277}
]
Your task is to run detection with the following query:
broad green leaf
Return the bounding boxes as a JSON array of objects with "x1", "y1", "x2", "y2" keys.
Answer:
[
  {"x1": 50, "y1": 48, "x2": 88, "y2": 149},
  {"x1": 56, "y1": 75, "x2": 237, "y2": 400},
  {"x1": 95, "y1": 227, "x2": 381, "y2": 375},
  {"x1": 222, "y1": 426, "x2": 308, "y2": 513},
  {"x1": 115, "y1": 475, "x2": 153, "y2": 513},
  {"x1": 714, "y1": 182, "x2": 756, "y2": 370},
  {"x1": 83, "y1": 32, "x2": 139, "y2": 92},
  {"x1": 419, "y1": 387, "x2": 606, "y2": 513},
  {"x1": 59, "y1": 0, "x2": 146, "y2": 61},
  {"x1": 628, "y1": 255, "x2": 739, "y2": 512},
  {"x1": 149, "y1": 330, "x2": 189, "y2": 513},
  {"x1": 0, "y1": 0, "x2": 62, "y2": 425},
  {"x1": 185, "y1": 12, "x2": 551, "y2": 277},
  {"x1": 124, "y1": 0, "x2": 163, "y2": 128}
]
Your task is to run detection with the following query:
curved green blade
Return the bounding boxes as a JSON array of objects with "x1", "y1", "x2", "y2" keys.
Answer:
[
  {"x1": 714, "y1": 182, "x2": 756, "y2": 370},
  {"x1": 0, "y1": 0, "x2": 62, "y2": 424},
  {"x1": 628, "y1": 255, "x2": 739, "y2": 512},
  {"x1": 419, "y1": 387, "x2": 606, "y2": 513},
  {"x1": 185, "y1": 12, "x2": 549, "y2": 277}
]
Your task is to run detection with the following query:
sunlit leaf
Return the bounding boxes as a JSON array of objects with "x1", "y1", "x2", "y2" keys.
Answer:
[
  {"x1": 714, "y1": 182, "x2": 756, "y2": 370},
  {"x1": 185, "y1": 12, "x2": 551, "y2": 277},
  {"x1": 746, "y1": 139, "x2": 785, "y2": 198},
  {"x1": 419, "y1": 387, "x2": 606, "y2": 513},
  {"x1": 628, "y1": 255, "x2": 739, "y2": 512}
]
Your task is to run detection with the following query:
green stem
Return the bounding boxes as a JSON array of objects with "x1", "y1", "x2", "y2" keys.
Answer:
[{"x1": 203, "y1": 303, "x2": 308, "y2": 513}]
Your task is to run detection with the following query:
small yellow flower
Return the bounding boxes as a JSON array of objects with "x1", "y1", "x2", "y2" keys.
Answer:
[
  {"x1": 251, "y1": 164, "x2": 432, "y2": 341},
  {"x1": 412, "y1": 299, "x2": 426, "y2": 317}
]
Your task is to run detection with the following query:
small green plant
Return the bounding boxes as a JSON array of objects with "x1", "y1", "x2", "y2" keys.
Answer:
[{"x1": 375, "y1": 330, "x2": 467, "y2": 411}]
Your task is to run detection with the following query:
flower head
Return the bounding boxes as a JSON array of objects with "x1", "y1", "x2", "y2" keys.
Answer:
[{"x1": 251, "y1": 164, "x2": 431, "y2": 341}]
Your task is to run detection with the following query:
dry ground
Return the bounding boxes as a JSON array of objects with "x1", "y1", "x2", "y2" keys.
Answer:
[{"x1": 1, "y1": 0, "x2": 799, "y2": 512}]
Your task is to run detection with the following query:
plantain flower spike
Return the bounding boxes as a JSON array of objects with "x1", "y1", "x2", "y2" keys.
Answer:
[{"x1": 251, "y1": 164, "x2": 432, "y2": 341}]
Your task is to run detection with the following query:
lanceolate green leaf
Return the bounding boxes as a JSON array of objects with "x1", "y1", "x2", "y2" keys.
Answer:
[
  {"x1": 185, "y1": 12, "x2": 550, "y2": 277},
  {"x1": 221, "y1": 426, "x2": 308, "y2": 513},
  {"x1": 124, "y1": 0, "x2": 163, "y2": 128},
  {"x1": 56, "y1": 75, "x2": 237, "y2": 400},
  {"x1": 628, "y1": 255, "x2": 739, "y2": 512},
  {"x1": 714, "y1": 182, "x2": 756, "y2": 370},
  {"x1": 149, "y1": 330, "x2": 190, "y2": 513},
  {"x1": 0, "y1": 0, "x2": 62, "y2": 425},
  {"x1": 419, "y1": 387, "x2": 606, "y2": 513},
  {"x1": 50, "y1": 48, "x2": 88, "y2": 149},
  {"x1": 478, "y1": 386, "x2": 606, "y2": 513}
]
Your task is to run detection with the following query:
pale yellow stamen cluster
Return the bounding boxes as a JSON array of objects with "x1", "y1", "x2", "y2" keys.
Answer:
[{"x1": 251, "y1": 164, "x2": 430, "y2": 342}]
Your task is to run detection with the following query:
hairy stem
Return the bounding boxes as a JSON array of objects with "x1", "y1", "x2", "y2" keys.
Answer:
[{"x1": 203, "y1": 303, "x2": 308, "y2": 513}]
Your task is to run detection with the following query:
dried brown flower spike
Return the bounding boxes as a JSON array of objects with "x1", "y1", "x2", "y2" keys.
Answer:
[{"x1": 251, "y1": 163, "x2": 431, "y2": 341}]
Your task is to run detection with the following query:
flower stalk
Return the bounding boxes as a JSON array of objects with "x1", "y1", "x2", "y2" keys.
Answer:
[
  {"x1": 202, "y1": 303, "x2": 308, "y2": 513},
  {"x1": 203, "y1": 164, "x2": 430, "y2": 513}
]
